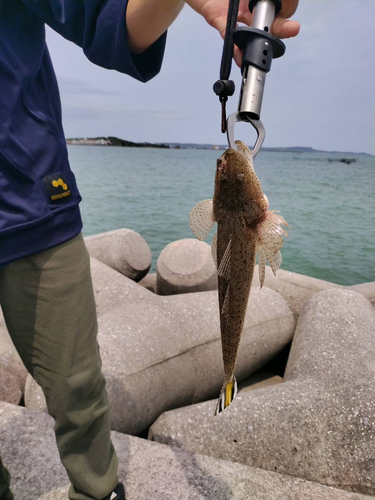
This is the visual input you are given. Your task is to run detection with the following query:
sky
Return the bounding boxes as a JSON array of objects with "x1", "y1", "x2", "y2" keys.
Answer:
[{"x1": 46, "y1": 0, "x2": 375, "y2": 155}]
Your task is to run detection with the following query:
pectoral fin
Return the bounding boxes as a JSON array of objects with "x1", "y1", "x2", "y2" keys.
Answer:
[
  {"x1": 257, "y1": 210, "x2": 289, "y2": 254},
  {"x1": 257, "y1": 244, "x2": 283, "y2": 286},
  {"x1": 258, "y1": 246, "x2": 267, "y2": 288},
  {"x1": 257, "y1": 209, "x2": 287, "y2": 287},
  {"x1": 189, "y1": 199, "x2": 215, "y2": 241},
  {"x1": 265, "y1": 248, "x2": 282, "y2": 276}
]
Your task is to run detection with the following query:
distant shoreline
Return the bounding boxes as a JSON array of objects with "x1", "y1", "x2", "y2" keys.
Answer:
[{"x1": 65, "y1": 137, "x2": 372, "y2": 156}]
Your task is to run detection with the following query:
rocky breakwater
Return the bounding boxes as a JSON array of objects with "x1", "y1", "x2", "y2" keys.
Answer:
[
  {"x1": 251, "y1": 265, "x2": 343, "y2": 318},
  {"x1": 156, "y1": 238, "x2": 217, "y2": 295},
  {"x1": 149, "y1": 289, "x2": 375, "y2": 495},
  {"x1": 0, "y1": 309, "x2": 27, "y2": 405},
  {"x1": 25, "y1": 271, "x2": 295, "y2": 435},
  {"x1": 2, "y1": 228, "x2": 375, "y2": 499},
  {"x1": 85, "y1": 228, "x2": 152, "y2": 281},
  {"x1": 24, "y1": 233, "x2": 295, "y2": 436},
  {"x1": 348, "y1": 281, "x2": 375, "y2": 309},
  {"x1": 0, "y1": 402, "x2": 370, "y2": 500}
]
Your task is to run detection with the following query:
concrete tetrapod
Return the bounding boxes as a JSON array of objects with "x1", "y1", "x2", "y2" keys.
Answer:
[
  {"x1": 85, "y1": 228, "x2": 152, "y2": 281},
  {"x1": 156, "y1": 239, "x2": 218, "y2": 295},
  {"x1": 0, "y1": 403, "x2": 371, "y2": 500},
  {"x1": 250, "y1": 267, "x2": 374, "y2": 318},
  {"x1": 138, "y1": 272, "x2": 157, "y2": 293},
  {"x1": 149, "y1": 289, "x2": 375, "y2": 495},
  {"x1": 347, "y1": 281, "x2": 375, "y2": 309},
  {"x1": 0, "y1": 310, "x2": 27, "y2": 405},
  {"x1": 89, "y1": 257, "x2": 159, "y2": 316},
  {"x1": 251, "y1": 265, "x2": 342, "y2": 318},
  {"x1": 25, "y1": 286, "x2": 295, "y2": 435}
]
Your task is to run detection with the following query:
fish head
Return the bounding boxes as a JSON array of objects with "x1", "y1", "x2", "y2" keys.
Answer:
[
  {"x1": 215, "y1": 148, "x2": 249, "y2": 193},
  {"x1": 214, "y1": 143, "x2": 268, "y2": 215}
]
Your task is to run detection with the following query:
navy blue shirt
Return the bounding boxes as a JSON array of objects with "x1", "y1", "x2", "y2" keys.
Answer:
[{"x1": 0, "y1": 0, "x2": 166, "y2": 267}]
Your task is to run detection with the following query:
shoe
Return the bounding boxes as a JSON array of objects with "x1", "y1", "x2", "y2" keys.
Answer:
[
  {"x1": 102, "y1": 482, "x2": 125, "y2": 500},
  {"x1": 2, "y1": 489, "x2": 14, "y2": 500}
]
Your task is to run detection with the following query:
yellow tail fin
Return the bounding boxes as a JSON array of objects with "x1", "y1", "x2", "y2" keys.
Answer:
[{"x1": 214, "y1": 376, "x2": 238, "y2": 415}]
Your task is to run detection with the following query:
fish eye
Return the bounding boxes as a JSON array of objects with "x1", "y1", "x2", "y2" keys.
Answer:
[{"x1": 237, "y1": 173, "x2": 245, "y2": 182}]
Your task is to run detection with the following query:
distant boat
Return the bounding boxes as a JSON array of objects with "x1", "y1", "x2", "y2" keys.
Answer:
[{"x1": 328, "y1": 158, "x2": 357, "y2": 165}]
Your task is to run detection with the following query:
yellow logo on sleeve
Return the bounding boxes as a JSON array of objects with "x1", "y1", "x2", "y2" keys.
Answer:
[{"x1": 43, "y1": 174, "x2": 72, "y2": 203}]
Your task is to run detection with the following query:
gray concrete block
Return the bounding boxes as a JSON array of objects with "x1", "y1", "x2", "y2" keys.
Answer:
[
  {"x1": 251, "y1": 265, "x2": 342, "y2": 318},
  {"x1": 138, "y1": 272, "x2": 157, "y2": 293},
  {"x1": 90, "y1": 257, "x2": 158, "y2": 317},
  {"x1": 24, "y1": 288, "x2": 294, "y2": 435},
  {"x1": 0, "y1": 311, "x2": 27, "y2": 405},
  {"x1": 149, "y1": 289, "x2": 375, "y2": 495},
  {"x1": 0, "y1": 403, "x2": 68, "y2": 500},
  {"x1": 238, "y1": 371, "x2": 283, "y2": 392},
  {"x1": 98, "y1": 287, "x2": 294, "y2": 435},
  {"x1": 347, "y1": 281, "x2": 375, "y2": 308},
  {"x1": 284, "y1": 289, "x2": 375, "y2": 386},
  {"x1": 156, "y1": 239, "x2": 218, "y2": 295},
  {"x1": 0, "y1": 403, "x2": 370, "y2": 500},
  {"x1": 85, "y1": 228, "x2": 152, "y2": 281},
  {"x1": 24, "y1": 373, "x2": 46, "y2": 413}
]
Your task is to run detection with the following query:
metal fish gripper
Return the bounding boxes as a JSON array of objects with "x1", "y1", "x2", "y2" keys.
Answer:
[{"x1": 225, "y1": 0, "x2": 286, "y2": 157}]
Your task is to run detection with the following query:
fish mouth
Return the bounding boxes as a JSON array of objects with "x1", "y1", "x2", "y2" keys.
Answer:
[{"x1": 217, "y1": 157, "x2": 228, "y2": 174}]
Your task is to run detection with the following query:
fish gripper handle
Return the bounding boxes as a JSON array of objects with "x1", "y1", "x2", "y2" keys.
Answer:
[
  {"x1": 249, "y1": 0, "x2": 282, "y2": 16},
  {"x1": 233, "y1": 27, "x2": 285, "y2": 74}
]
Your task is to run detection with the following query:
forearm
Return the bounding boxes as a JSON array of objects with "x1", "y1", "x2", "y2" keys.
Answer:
[{"x1": 126, "y1": 0, "x2": 185, "y2": 54}]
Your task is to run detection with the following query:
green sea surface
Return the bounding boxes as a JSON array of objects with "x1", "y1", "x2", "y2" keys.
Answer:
[{"x1": 68, "y1": 145, "x2": 375, "y2": 286}]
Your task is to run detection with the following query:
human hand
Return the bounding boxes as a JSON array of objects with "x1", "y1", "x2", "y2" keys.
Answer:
[{"x1": 185, "y1": 0, "x2": 300, "y2": 66}]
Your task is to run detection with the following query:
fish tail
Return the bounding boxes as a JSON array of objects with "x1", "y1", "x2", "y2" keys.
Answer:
[{"x1": 214, "y1": 375, "x2": 238, "y2": 415}]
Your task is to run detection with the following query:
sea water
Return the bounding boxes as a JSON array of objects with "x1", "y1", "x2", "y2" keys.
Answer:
[{"x1": 68, "y1": 145, "x2": 375, "y2": 286}]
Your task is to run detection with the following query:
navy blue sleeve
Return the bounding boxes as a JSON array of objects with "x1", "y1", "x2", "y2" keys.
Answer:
[{"x1": 21, "y1": 0, "x2": 167, "y2": 82}]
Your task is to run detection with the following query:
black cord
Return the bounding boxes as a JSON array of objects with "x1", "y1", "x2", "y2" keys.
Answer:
[
  {"x1": 220, "y1": 0, "x2": 240, "y2": 81},
  {"x1": 213, "y1": 0, "x2": 241, "y2": 132}
]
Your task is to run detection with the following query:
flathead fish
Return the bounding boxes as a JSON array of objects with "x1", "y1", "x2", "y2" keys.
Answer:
[{"x1": 190, "y1": 140, "x2": 288, "y2": 415}]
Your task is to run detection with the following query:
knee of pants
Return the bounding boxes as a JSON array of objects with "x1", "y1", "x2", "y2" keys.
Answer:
[{"x1": 36, "y1": 363, "x2": 109, "y2": 421}]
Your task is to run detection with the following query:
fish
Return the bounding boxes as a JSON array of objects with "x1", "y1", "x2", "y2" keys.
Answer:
[{"x1": 189, "y1": 140, "x2": 288, "y2": 415}]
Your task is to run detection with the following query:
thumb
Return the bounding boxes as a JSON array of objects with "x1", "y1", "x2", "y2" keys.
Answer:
[{"x1": 211, "y1": 16, "x2": 230, "y2": 39}]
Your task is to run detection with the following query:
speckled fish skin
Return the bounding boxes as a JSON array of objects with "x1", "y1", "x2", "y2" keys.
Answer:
[
  {"x1": 213, "y1": 145, "x2": 268, "y2": 406},
  {"x1": 189, "y1": 140, "x2": 288, "y2": 414}
]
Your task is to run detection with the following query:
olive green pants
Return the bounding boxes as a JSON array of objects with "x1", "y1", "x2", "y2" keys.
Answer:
[{"x1": 0, "y1": 234, "x2": 118, "y2": 500}]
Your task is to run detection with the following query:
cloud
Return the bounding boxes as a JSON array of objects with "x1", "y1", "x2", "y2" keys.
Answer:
[
  {"x1": 57, "y1": 75, "x2": 116, "y2": 96},
  {"x1": 46, "y1": 1, "x2": 375, "y2": 154}
]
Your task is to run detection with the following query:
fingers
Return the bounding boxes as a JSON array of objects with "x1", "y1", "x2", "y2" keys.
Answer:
[
  {"x1": 233, "y1": 46, "x2": 242, "y2": 68},
  {"x1": 210, "y1": 15, "x2": 228, "y2": 39},
  {"x1": 279, "y1": 0, "x2": 299, "y2": 20},
  {"x1": 213, "y1": 12, "x2": 300, "y2": 68},
  {"x1": 237, "y1": 7, "x2": 252, "y2": 27}
]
